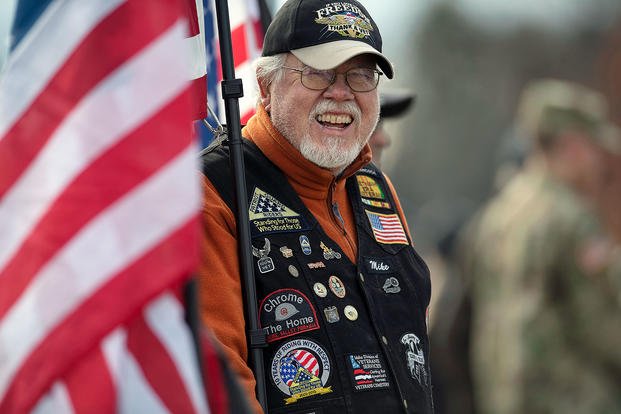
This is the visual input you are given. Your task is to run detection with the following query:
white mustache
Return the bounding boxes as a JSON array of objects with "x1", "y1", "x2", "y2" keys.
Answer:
[{"x1": 310, "y1": 100, "x2": 361, "y2": 124}]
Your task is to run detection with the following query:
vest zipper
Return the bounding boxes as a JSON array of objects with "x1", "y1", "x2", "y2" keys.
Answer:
[{"x1": 328, "y1": 179, "x2": 346, "y2": 234}]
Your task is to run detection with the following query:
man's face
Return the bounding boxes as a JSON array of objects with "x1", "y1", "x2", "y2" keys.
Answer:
[{"x1": 264, "y1": 53, "x2": 380, "y2": 174}]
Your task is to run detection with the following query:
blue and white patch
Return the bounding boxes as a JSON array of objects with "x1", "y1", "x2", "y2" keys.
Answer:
[
  {"x1": 260, "y1": 289, "x2": 320, "y2": 343},
  {"x1": 299, "y1": 235, "x2": 312, "y2": 255},
  {"x1": 271, "y1": 338, "x2": 333, "y2": 404},
  {"x1": 347, "y1": 353, "x2": 390, "y2": 392}
]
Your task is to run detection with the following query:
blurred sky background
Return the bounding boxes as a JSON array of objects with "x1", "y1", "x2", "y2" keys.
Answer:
[{"x1": 2, "y1": 0, "x2": 621, "y2": 251}]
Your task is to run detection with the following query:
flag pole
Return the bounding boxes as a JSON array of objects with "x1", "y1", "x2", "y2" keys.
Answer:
[{"x1": 213, "y1": 0, "x2": 268, "y2": 411}]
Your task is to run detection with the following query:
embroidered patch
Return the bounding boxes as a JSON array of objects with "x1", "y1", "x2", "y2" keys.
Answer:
[
  {"x1": 249, "y1": 187, "x2": 309, "y2": 235},
  {"x1": 314, "y1": 4, "x2": 374, "y2": 40},
  {"x1": 382, "y1": 277, "x2": 401, "y2": 294},
  {"x1": 366, "y1": 210, "x2": 409, "y2": 245},
  {"x1": 361, "y1": 197, "x2": 391, "y2": 209},
  {"x1": 358, "y1": 167, "x2": 378, "y2": 176},
  {"x1": 363, "y1": 256, "x2": 394, "y2": 274},
  {"x1": 260, "y1": 289, "x2": 320, "y2": 343},
  {"x1": 401, "y1": 333, "x2": 429, "y2": 388},
  {"x1": 271, "y1": 338, "x2": 333, "y2": 404},
  {"x1": 356, "y1": 176, "x2": 385, "y2": 200},
  {"x1": 347, "y1": 353, "x2": 390, "y2": 392}
]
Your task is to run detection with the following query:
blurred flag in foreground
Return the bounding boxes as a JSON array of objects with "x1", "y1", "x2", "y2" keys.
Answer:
[
  {"x1": 212, "y1": 0, "x2": 264, "y2": 125},
  {"x1": 0, "y1": 0, "x2": 208, "y2": 412},
  {"x1": 197, "y1": 0, "x2": 265, "y2": 147},
  {"x1": 186, "y1": 0, "x2": 208, "y2": 120}
]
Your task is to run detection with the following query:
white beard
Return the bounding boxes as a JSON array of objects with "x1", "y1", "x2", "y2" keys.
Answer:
[
  {"x1": 272, "y1": 99, "x2": 375, "y2": 173},
  {"x1": 297, "y1": 133, "x2": 366, "y2": 171}
]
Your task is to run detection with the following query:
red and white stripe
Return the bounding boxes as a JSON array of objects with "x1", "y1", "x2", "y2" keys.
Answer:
[
  {"x1": 0, "y1": 0, "x2": 207, "y2": 412},
  {"x1": 210, "y1": 0, "x2": 264, "y2": 124},
  {"x1": 294, "y1": 350, "x2": 319, "y2": 377},
  {"x1": 185, "y1": 0, "x2": 208, "y2": 119},
  {"x1": 367, "y1": 211, "x2": 409, "y2": 244}
]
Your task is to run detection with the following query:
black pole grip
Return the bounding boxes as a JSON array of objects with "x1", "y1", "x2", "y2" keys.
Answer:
[{"x1": 214, "y1": 0, "x2": 268, "y2": 411}]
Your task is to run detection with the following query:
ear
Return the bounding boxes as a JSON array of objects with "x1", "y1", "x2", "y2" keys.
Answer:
[{"x1": 258, "y1": 77, "x2": 272, "y2": 112}]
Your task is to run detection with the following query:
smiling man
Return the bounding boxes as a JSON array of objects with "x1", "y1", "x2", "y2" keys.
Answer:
[{"x1": 198, "y1": 1, "x2": 433, "y2": 413}]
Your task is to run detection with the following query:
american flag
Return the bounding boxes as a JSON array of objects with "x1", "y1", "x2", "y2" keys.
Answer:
[
  {"x1": 186, "y1": 0, "x2": 208, "y2": 120},
  {"x1": 366, "y1": 211, "x2": 409, "y2": 245},
  {"x1": 349, "y1": 355, "x2": 372, "y2": 385},
  {"x1": 256, "y1": 193, "x2": 286, "y2": 214},
  {"x1": 0, "y1": 0, "x2": 208, "y2": 412},
  {"x1": 353, "y1": 368, "x2": 373, "y2": 385},
  {"x1": 204, "y1": 0, "x2": 264, "y2": 124},
  {"x1": 280, "y1": 349, "x2": 320, "y2": 386}
]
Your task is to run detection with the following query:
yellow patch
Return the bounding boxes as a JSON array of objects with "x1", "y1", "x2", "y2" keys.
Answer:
[{"x1": 357, "y1": 176, "x2": 385, "y2": 200}]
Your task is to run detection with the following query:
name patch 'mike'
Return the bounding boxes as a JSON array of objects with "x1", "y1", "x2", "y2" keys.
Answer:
[
  {"x1": 363, "y1": 256, "x2": 394, "y2": 274},
  {"x1": 260, "y1": 289, "x2": 320, "y2": 343}
]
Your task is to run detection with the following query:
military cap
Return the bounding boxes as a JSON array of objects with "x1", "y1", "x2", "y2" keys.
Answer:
[
  {"x1": 380, "y1": 89, "x2": 416, "y2": 118},
  {"x1": 517, "y1": 78, "x2": 620, "y2": 154}
]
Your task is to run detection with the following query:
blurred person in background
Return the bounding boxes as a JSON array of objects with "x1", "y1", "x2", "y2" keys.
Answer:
[
  {"x1": 370, "y1": 89, "x2": 477, "y2": 414},
  {"x1": 595, "y1": 125, "x2": 621, "y2": 244},
  {"x1": 369, "y1": 90, "x2": 415, "y2": 167},
  {"x1": 460, "y1": 79, "x2": 621, "y2": 414}
]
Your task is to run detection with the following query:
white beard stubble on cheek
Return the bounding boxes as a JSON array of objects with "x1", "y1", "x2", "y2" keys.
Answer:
[{"x1": 272, "y1": 99, "x2": 379, "y2": 172}]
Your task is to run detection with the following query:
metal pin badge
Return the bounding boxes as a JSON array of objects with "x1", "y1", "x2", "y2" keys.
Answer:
[
  {"x1": 252, "y1": 238, "x2": 274, "y2": 274},
  {"x1": 280, "y1": 246, "x2": 293, "y2": 258},
  {"x1": 288, "y1": 264, "x2": 299, "y2": 278},
  {"x1": 320, "y1": 241, "x2": 342, "y2": 260},
  {"x1": 299, "y1": 235, "x2": 312, "y2": 255},
  {"x1": 313, "y1": 282, "x2": 328, "y2": 298},
  {"x1": 324, "y1": 306, "x2": 340, "y2": 323},
  {"x1": 307, "y1": 261, "x2": 326, "y2": 269},
  {"x1": 344, "y1": 305, "x2": 358, "y2": 321},
  {"x1": 328, "y1": 275, "x2": 346, "y2": 298}
]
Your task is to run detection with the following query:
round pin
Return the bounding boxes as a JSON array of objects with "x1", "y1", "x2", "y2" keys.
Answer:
[
  {"x1": 288, "y1": 264, "x2": 299, "y2": 278},
  {"x1": 344, "y1": 305, "x2": 358, "y2": 321},
  {"x1": 313, "y1": 282, "x2": 328, "y2": 298},
  {"x1": 328, "y1": 275, "x2": 346, "y2": 298}
]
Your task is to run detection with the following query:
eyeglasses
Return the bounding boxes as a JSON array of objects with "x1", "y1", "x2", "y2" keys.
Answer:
[{"x1": 281, "y1": 66, "x2": 382, "y2": 92}]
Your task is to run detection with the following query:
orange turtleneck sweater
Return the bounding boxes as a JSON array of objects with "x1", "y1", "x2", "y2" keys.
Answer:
[{"x1": 198, "y1": 105, "x2": 410, "y2": 414}]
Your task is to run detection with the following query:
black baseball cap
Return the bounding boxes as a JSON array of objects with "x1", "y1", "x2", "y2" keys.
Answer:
[
  {"x1": 262, "y1": 0, "x2": 394, "y2": 79},
  {"x1": 380, "y1": 90, "x2": 416, "y2": 118}
]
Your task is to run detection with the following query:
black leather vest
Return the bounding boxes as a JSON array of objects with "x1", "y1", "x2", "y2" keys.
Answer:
[{"x1": 202, "y1": 141, "x2": 433, "y2": 414}]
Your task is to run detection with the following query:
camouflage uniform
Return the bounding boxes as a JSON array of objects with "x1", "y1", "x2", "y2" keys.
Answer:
[{"x1": 463, "y1": 79, "x2": 621, "y2": 414}]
